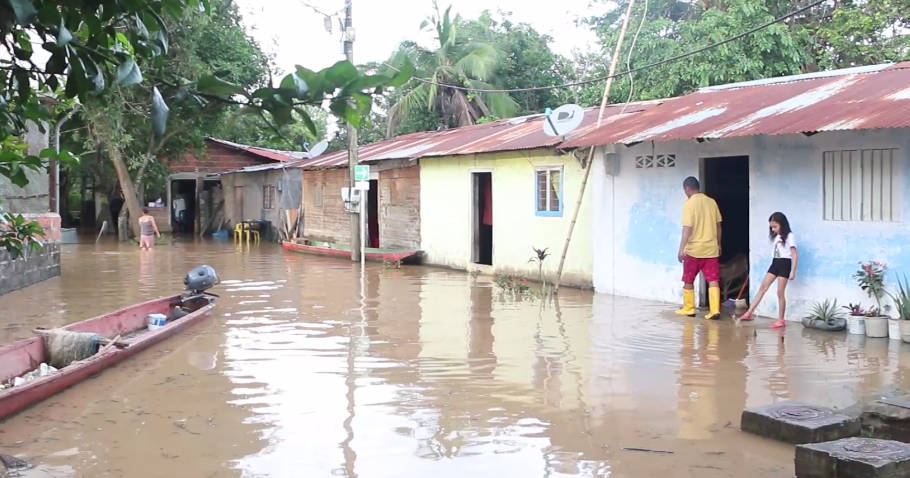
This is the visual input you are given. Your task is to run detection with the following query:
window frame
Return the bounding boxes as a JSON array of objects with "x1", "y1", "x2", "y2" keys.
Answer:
[
  {"x1": 534, "y1": 166, "x2": 564, "y2": 217},
  {"x1": 262, "y1": 184, "x2": 276, "y2": 210},
  {"x1": 822, "y1": 148, "x2": 901, "y2": 223}
]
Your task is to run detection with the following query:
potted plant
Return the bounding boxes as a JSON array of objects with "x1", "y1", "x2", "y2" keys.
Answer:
[
  {"x1": 843, "y1": 303, "x2": 866, "y2": 335},
  {"x1": 888, "y1": 274, "x2": 910, "y2": 343},
  {"x1": 854, "y1": 261, "x2": 889, "y2": 338},
  {"x1": 803, "y1": 299, "x2": 847, "y2": 331}
]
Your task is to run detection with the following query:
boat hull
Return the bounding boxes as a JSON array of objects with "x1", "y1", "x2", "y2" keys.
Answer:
[
  {"x1": 281, "y1": 241, "x2": 422, "y2": 263},
  {"x1": 0, "y1": 294, "x2": 215, "y2": 421}
]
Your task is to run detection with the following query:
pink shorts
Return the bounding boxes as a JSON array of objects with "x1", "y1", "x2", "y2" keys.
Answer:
[
  {"x1": 139, "y1": 235, "x2": 155, "y2": 248},
  {"x1": 681, "y1": 255, "x2": 720, "y2": 283}
]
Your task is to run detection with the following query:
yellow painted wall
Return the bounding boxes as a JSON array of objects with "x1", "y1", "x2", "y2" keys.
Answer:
[{"x1": 419, "y1": 149, "x2": 593, "y2": 288}]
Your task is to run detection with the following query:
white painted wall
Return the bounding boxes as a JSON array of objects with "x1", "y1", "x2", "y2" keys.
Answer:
[
  {"x1": 592, "y1": 128, "x2": 910, "y2": 320},
  {"x1": 420, "y1": 149, "x2": 593, "y2": 287}
]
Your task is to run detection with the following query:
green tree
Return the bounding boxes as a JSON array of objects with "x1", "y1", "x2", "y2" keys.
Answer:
[
  {"x1": 1, "y1": 0, "x2": 413, "y2": 252},
  {"x1": 582, "y1": 0, "x2": 909, "y2": 105},
  {"x1": 384, "y1": 2, "x2": 518, "y2": 136},
  {"x1": 224, "y1": 106, "x2": 329, "y2": 151},
  {"x1": 461, "y1": 10, "x2": 574, "y2": 115}
]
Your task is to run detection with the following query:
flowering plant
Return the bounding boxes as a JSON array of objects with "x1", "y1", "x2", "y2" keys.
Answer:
[{"x1": 854, "y1": 261, "x2": 887, "y2": 311}]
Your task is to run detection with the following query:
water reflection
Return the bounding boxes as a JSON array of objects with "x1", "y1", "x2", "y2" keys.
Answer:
[{"x1": 1, "y1": 239, "x2": 910, "y2": 477}]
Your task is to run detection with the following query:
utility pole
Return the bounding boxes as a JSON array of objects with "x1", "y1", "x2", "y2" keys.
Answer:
[{"x1": 344, "y1": 0, "x2": 361, "y2": 262}]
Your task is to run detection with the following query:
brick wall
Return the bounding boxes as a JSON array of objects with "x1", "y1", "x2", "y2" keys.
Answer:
[
  {"x1": 302, "y1": 168, "x2": 351, "y2": 244},
  {"x1": 379, "y1": 166, "x2": 420, "y2": 249},
  {"x1": 0, "y1": 213, "x2": 61, "y2": 295},
  {"x1": 146, "y1": 206, "x2": 170, "y2": 233},
  {"x1": 165, "y1": 141, "x2": 277, "y2": 174}
]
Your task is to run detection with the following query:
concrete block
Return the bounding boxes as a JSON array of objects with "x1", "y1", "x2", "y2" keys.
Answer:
[
  {"x1": 860, "y1": 397, "x2": 910, "y2": 443},
  {"x1": 796, "y1": 438, "x2": 910, "y2": 478},
  {"x1": 741, "y1": 400, "x2": 861, "y2": 444}
]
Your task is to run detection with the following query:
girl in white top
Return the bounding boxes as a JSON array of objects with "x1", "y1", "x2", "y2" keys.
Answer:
[{"x1": 739, "y1": 212, "x2": 798, "y2": 328}]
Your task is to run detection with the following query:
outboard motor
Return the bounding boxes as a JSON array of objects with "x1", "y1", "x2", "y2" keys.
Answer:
[
  {"x1": 179, "y1": 265, "x2": 221, "y2": 305},
  {"x1": 184, "y1": 265, "x2": 220, "y2": 295}
]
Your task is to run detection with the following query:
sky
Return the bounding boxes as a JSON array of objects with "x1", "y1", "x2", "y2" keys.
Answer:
[{"x1": 232, "y1": 0, "x2": 607, "y2": 75}]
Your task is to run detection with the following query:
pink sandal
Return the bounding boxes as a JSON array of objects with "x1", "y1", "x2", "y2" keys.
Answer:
[
  {"x1": 739, "y1": 311, "x2": 753, "y2": 321},
  {"x1": 771, "y1": 320, "x2": 786, "y2": 329}
]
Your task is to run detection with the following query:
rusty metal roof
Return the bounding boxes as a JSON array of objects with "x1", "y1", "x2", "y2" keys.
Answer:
[
  {"x1": 296, "y1": 103, "x2": 657, "y2": 170},
  {"x1": 205, "y1": 138, "x2": 296, "y2": 162},
  {"x1": 560, "y1": 62, "x2": 910, "y2": 149}
]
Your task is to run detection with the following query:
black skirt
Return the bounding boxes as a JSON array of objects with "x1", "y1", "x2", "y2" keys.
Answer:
[{"x1": 768, "y1": 258, "x2": 793, "y2": 278}]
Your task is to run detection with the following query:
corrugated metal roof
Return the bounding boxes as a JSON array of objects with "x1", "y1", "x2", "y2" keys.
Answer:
[
  {"x1": 560, "y1": 62, "x2": 910, "y2": 149},
  {"x1": 205, "y1": 138, "x2": 298, "y2": 163},
  {"x1": 297, "y1": 103, "x2": 657, "y2": 170},
  {"x1": 220, "y1": 159, "x2": 310, "y2": 174}
]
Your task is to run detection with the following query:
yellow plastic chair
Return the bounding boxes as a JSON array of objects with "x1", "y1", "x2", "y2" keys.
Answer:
[
  {"x1": 246, "y1": 229, "x2": 260, "y2": 244},
  {"x1": 233, "y1": 223, "x2": 247, "y2": 242}
]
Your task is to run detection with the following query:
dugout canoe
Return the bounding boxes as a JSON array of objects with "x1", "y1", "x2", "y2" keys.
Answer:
[
  {"x1": 0, "y1": 292, "x2": 217, "y2": 421},
  {"x1": 281, "y1": 240, "x2": 423, "y2": 264}
]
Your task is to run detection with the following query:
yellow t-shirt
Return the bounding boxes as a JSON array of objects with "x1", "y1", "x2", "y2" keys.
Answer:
[{"x1": 682, "y1": 193, "x2": 722, "y2": 258}]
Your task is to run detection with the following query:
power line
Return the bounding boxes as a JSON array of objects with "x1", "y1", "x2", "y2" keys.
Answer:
[{"x1": 385, "y1": 0, "x2": 828, "y2": 94}]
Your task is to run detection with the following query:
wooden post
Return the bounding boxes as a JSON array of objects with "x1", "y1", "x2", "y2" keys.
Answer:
[{"x1": 553, "y1": 0, "x2": 638, "y2": 293}]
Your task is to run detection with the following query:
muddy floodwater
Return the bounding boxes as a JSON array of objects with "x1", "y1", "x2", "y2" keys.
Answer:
[{"x1": 1, "y1": 239, "x2": 910, "y2": 477}]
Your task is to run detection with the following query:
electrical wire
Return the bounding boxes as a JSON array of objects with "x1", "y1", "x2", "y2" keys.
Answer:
[
  {"x1": 383, "y1": 0, "x2": 827, "y2": 94},
  {"x1": 618, "y1": 0, "x2": 649, "y2": 116}
]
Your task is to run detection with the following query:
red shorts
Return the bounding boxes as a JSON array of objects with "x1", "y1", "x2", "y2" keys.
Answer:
[{"x1": 681, "y1": 255, "x2": 720, "y2": 283}]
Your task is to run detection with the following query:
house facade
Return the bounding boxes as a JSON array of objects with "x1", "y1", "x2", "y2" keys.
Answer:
[
  {"x1": 318, "y1": 109, "x2": 617, "y2": 287},
  {"x1": 220, "y1": 163, "x2": 304, "y2": 240},
  {"x1": 420, "y1": 149, "x2": 593, "y2": 287},
  {"x1": 163, "y1": 138, "x2": 289, "y2": 234},
  {"x1": 298, "y1": 152, "x2": 421, "y2": 250},
  {"x1": 560, "y1": 62, "x2": 910, "y2": 320}
]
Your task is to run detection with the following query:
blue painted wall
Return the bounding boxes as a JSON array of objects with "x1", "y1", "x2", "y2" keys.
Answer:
[{"x1": 592, "y1": 128, "x2": 910, "y2": 320}]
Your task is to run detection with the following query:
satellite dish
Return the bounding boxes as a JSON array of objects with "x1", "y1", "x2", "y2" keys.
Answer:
[
  {"x1": 542, "y1": 104, "x2": 585, "y2": 137},
  {"x1": 308, "y1": 140, "x2": 329, "y2": 158}
]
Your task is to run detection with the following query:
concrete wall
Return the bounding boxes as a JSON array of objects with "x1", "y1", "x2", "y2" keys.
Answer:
[
  {"x1": 0, "y1": 214, "x2": 61, "y2": 295},
  {"x1": 378, "y1": 165, "x2": 420, "y2": 249},
  {"x1": 591, "y1": 128, "x2": 910, "y2": 320},
  {"x1": 0, "y1": 122, "x2": 50, "y2": 214},
  {"x1": 0, "y1": 122, "x2": 61, "y2": 296},
  {"x1": 420, "y1": 149, "x2": 593, "y2": 288},
  {"x1": 222, "y1": 168, "x2": 302, "y2": 237},
  {"x1": 302, "y1": 168, "x2": 351, "y2": 244}
]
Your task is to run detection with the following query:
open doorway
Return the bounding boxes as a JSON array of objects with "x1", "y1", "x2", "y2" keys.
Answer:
[
  {"x1": 701, "y1": 156, "x2": 750, "y2": 305},
  {"x1": 171, "y1": 179, "x2": 197, "y2": 234},
  {"x1": 368, "y1": 179, "x2": 379, "y2": 249},
  {"x1": 472, "y1": 172, "x2": 493, "y2": 265}
]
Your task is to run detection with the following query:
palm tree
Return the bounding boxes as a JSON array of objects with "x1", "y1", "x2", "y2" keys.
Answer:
[{"x1": 384, "y1": 2, "x2": 519, "y2": 137}]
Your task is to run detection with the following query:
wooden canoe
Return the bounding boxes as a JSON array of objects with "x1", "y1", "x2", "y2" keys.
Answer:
[
  {"x1": 281, "y1": 241, "x2": 423, "y2": 264},
  {"x1": 0, "y1": 293, "x2": 216, "y2": 421}
]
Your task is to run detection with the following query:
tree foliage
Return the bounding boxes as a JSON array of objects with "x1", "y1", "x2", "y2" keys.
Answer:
[
  {"x1": 383, "y1": 2, "x2": 519, "y2": 136},
  {"x1": 583, "y1": 0, "x2": 910, "y2": 104}
]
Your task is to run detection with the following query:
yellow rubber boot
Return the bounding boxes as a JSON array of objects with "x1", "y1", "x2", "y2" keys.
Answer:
[
  {"x1": 676, "y1": 289, "x2": 696, "y2": 317},
  {"x1": 705, "y1": 287, "x2": 721, "y2": 320}
]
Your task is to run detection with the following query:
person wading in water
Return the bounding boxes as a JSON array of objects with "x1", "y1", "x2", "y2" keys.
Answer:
[
  {"x1": 138, "y1": 208, "x2": 161, "y2": 250},
  {"x1": 676, "y1": 176, "x2": 723, "y2": 320}
]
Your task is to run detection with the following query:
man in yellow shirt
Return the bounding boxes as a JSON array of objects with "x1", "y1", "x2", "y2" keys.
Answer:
[{"x1": 676, "y1": 176, "x2": 723, "y2": 320}]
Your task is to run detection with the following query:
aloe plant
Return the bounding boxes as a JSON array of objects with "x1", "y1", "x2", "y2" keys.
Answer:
[
  {"x1": 888, "y1": 274, "x2": 910, "y2": 321},
  {"x1": 805, "y1": 299, "x2": 844, "y2": 325}
]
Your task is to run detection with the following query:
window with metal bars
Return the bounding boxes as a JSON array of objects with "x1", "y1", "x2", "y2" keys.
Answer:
[
  {"x1": 822, "y1": 149, "x2": 901, "y2": 222},
  {"x1": 262, "y1": 185, "x2": 276, "y2": 210}
]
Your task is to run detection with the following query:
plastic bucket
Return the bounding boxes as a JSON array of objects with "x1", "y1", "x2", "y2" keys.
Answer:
[
  {"x1": 865, "y1": 316, "x2": 889, "y2": 338},
  {"x1": 147, "y1": 313, "x2": 167, "y2": 331},
  {"x1": 847, "y1": 316, "x2": 866, "y2": 335},
  {"x1": 889, "y1": 318, "x2": 902, "y2": 340}
]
